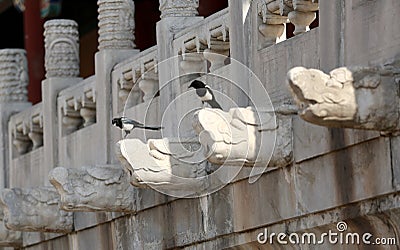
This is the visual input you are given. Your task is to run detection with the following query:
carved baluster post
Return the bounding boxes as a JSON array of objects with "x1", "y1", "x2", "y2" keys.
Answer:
[
  {"x1": 257, "y1": 0, "x2": 287, "y2": 48},
  {"x1": 180, "y1": 52, "x2": 206, "y2": 84},
  {"x1": 138, "y1": 72, "x2": 159, "y2": 102},
  {"x1": 157, "y1": 0, "x2": 202, "y2": 136},
  {"x1": 0, "y1": 49, "x2": 31, "y2": 189},
  {"x1": 180, "y1": 53, "x2": 205, "y2": 74},
  {"x1": 97, "y1": 0, "x2": 138, "y2": 163},
  {"x1": 42, "y1": 20, "x2": 82, "y2": 184},
  {"x1": 203, "y1": 43, "x2": 230, "y2": 72},
  {"x1": 288, "y1": 0, "x2": 318, "y2": 35}
]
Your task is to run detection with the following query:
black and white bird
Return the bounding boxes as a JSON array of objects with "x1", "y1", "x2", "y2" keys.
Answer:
[
  {"x1": 188, "y1": 80, "x2": 222, "y2": 109},
  {"x1": 112, "y1": 117, "x2": 163, "y2": 138}
]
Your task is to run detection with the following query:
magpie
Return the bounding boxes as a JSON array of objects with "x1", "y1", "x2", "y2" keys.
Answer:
[
  {"x1": 112, "y1": 117, "x2": 163, "y2": 138},
  {"x1": 188, "y1": 80, "x2": 222, "y2": 109}
]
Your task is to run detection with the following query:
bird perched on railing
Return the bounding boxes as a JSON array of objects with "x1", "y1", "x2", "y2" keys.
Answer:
[
  {"x1": 112, "y1": 117, "x2": 163, "y2": 138},
  {"x1": 188, "y1": 80, "x2": 222, "y2": 109}
]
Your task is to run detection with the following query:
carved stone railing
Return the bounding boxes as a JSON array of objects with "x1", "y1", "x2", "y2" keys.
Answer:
[
  {"x1": 49, "y1": 165, "x2": 136, "y2": 213},
  {"x1": 256, "y1": 0, "x2": 318, "y2": 48},
  {"x1": 287, "y1": 63, "x2": 400, "y2": 132},
  {"x1": 0, "y1": 186, "x2": 73, "y2": 233},
  {"x1": 192, "y1": 107, "x2": 293, "y2": 168},
  {"x1": 9, "y1": 103, "x2": 43, "y2": 157},
  {"x1": 112, "y1": 46, "x2": 158, "y2": 112},
  {"x1": 58, "y1": 76, "x2": 96, "y2": 135},
  {"x1": 116, "y1": 138, "x2": 208, "y2": 196},
  {"x1": 0, "y1": 210, "x2": 22, "y2": 247},
  {"x1": 174, "y1": 8, "x2": 230, "y2": 73}
]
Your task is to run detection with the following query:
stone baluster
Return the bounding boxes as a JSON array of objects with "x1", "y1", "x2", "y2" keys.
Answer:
[
  {"x1": 288, "y1": 0, "x2": 318, "y2": 35},
  {"x1": 0, "y1": 49, "x2": 30, "y2": 188},
  {"x1": 62, "y1": 101, "x2": 83, "y2": 135},
  {"x1": 138, "y1": 74, "x2": 159, "y2": 102},
  {"x1": 42, "y1": 19, "x2": 82, "y2": 175},
  {"x1": 203, "y1": 43, "x2": 230, "y2": 72},
  {"x1": 80, "y1": 96, "x2": 96, "y2": 127},
  {"x1": 12, "y1": 132, "x2": 31, "y2": 155},
  {"x1": 180, "y1": 53, "x2": 205, "y2": 74},
  {"x1": 257, "y1": 0, "x2": 288, "y2": 48}
]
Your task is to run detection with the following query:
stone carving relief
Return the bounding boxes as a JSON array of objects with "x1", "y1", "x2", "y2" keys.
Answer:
[
  {"x1": 192, "y1": 107, "x2": 292, "y2": 168},
  {"x1": 49, "y1": 165, "x2": 136, "y2": 212},
  {"x1": 287, "y1": 65, "x2": 400, "y2": 132},
  {"x1": 159, "y1": 0, "x2": 199, "y2": 18},
  {"x1": 116, "y1": 138, "x2": 208, "y2": 194},
  {"x1": 0, "y1": 49, "x2": 28, "y2": 102},
  {"x1": 0, "y1": 210, "x2": 21, "y2": 247},
  {"x1": 98, "y1": 0, "x2": 135, "y2": 50},
  {"x1": 44, "y1": 19, "x2": 80, "y2": 78},
  {"x1": 0, "y1": 186, "x2": 73, "y2": 233}
]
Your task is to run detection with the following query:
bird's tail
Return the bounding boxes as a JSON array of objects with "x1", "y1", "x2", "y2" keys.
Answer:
[
  {"x1": 207, "y1": 100, "x2": 222, "y2": 109},
  {"x1": 137, "y1": 125, "x2": 163, "y2": 131}
]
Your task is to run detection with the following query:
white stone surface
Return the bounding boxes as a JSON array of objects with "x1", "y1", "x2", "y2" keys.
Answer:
[
  {"x1": 98, "y1": 0, "x2": 136, "y2": 50},
  {"x1": 44, "y1": 20, "x2": 80, "y2": 78},
  {"x1": 49, "y1": 165, "x2": 136, "y2": 212},
  {"x1": 159, "y1": 0, "x2": 199, "y2": 18},
  {"x1": 288, "y1": 65, "x2": 400, "y2": 132},
  {"x1": 0, "y1": 210, "x2": 22, "y2": 247},
  {"x1": 0, "y1": 186, "x2": 73, "y2": 233},
  {"x1": 192, "y1": 107, "x2": 277, "y2": 166},
  {"x1": 0, "y1": 49, "x2": 28, "y2": 102},
  {"x1": 116, "y1": 138, "x2": 208, "y2": 196}
]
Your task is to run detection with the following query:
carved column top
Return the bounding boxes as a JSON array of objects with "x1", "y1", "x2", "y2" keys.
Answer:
[
  {"x1": 159, "y1": 0, "x2": 199, "y2": 18},
  {"x1": 44, "y1": 19, "x2": 80, "y2": 78},
  {"x1": 97, "y1": 0, "x2": 135, "y2": 50},
  {"x1": 0, "y1": 49, "x2": 28, "y2": 102}
]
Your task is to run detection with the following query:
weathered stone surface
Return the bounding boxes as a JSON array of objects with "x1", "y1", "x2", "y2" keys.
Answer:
[
  {"x1": 98, "y1": 0, "x2": 135, "y2": 50},
  {"x1": 0, "y1": 186, "x2": 73, "y2": 233},
  {"x1": 159, "y1": 0, "x2": 199, "y2": 18},
  {"x1": 0, "y1": 210, "x2": 21, "y2": 247},
  {"x1": 294, "y1": 137, "x2": 393, "y2": 215},
  {"x1": 49, "y1": 165, "x2": 136, "y2": 212},
  {"x1": 288, "y1": 65, "x2": 400, "y2": 132},
  {"x1": 116, "y1": 138, "x2": 208, "y2": 197},
  {"x1": 193, "y1": 107, "x2": 292, "y2": 169},
  {"x1": 44, "y1": 19, "x2": 80, "y2": 78},
  {"x1": 0, "y1": 49, "x2": 28, "y2": 102}
]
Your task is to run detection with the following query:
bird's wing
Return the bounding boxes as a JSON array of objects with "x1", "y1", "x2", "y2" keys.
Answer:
[{"x1": 121, "y1": 117, "x2": 143, "y2": 126}]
